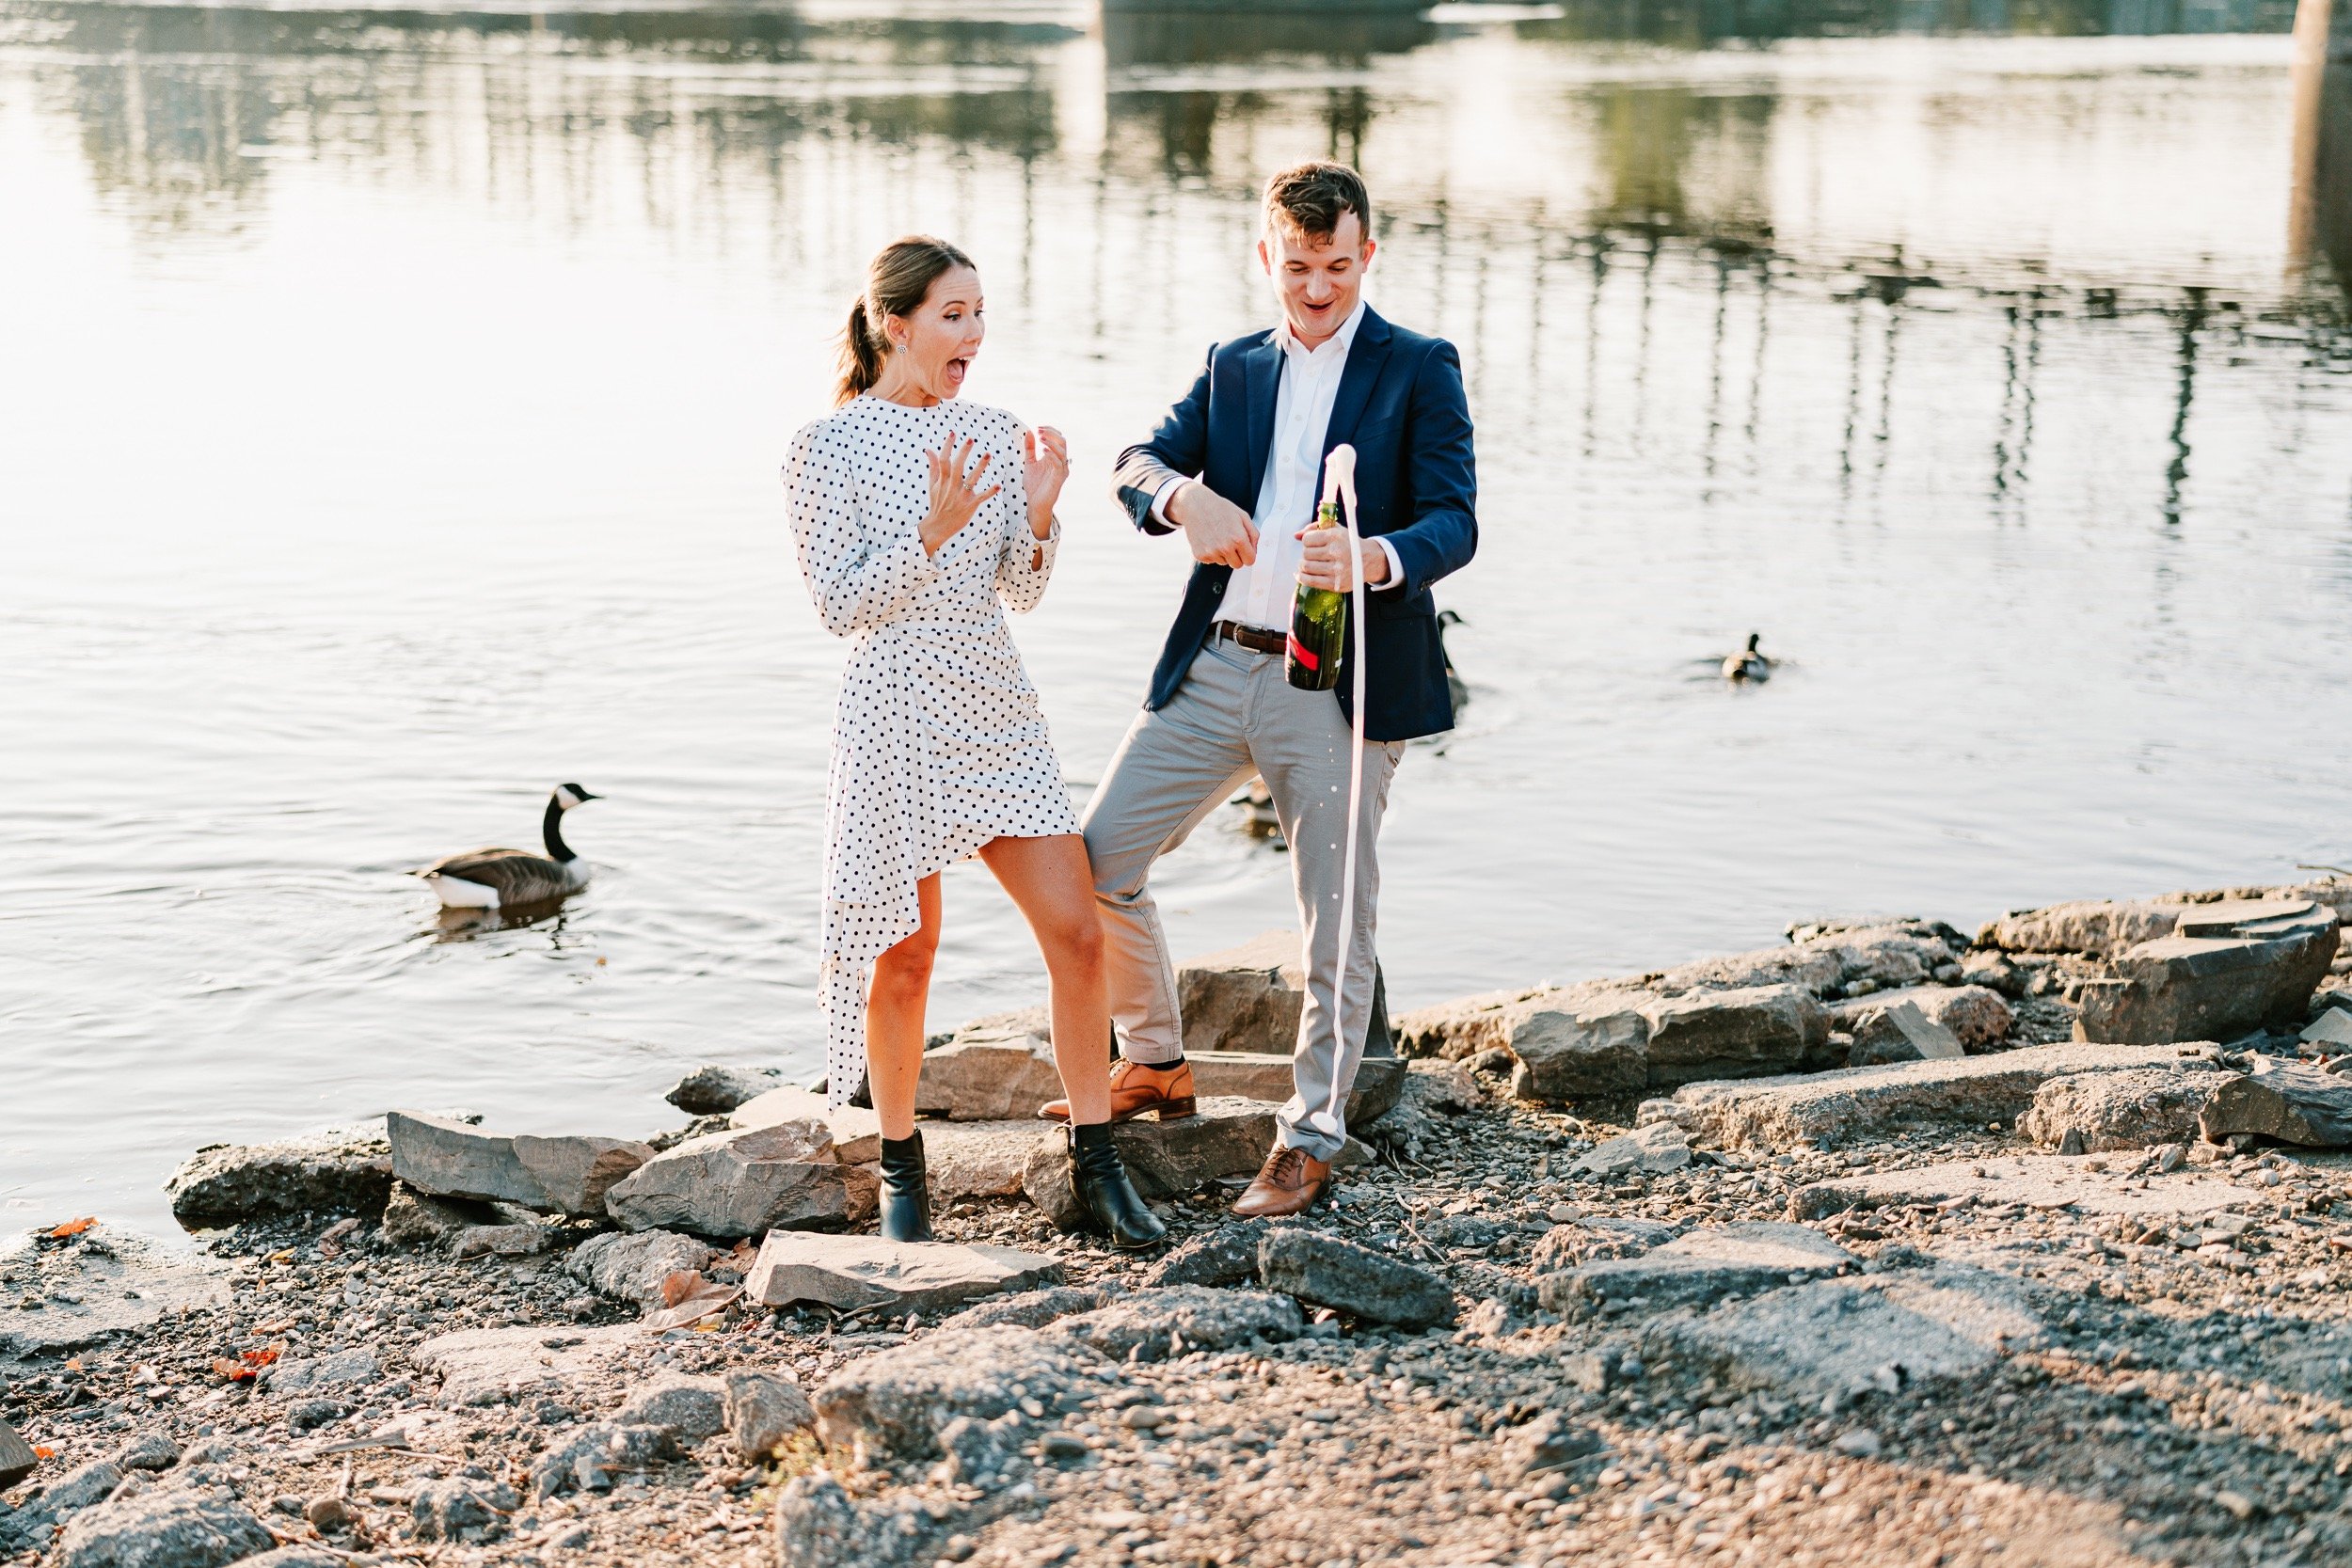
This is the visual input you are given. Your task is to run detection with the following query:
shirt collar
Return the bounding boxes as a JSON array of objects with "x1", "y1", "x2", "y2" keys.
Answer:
[{"x1": 1276, "y1": 295, "x2": 1368, "y2": 362}]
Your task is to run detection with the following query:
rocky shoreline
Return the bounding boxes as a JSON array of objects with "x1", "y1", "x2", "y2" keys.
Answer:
[{"x1": 6, "y1": 882, "x2": 2352, "y2": 1568}]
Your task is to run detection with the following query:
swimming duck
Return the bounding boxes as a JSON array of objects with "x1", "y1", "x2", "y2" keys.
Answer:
[
  {"x1": 417, "y1": 784, "x2": 599, "y2": 909},
  {"x1": 1721, "y1": 633, "x2": 1773, "y2": 683}
]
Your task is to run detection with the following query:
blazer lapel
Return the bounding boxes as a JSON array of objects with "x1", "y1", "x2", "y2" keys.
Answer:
[
  {"x1": 1323, "y1": 307, "x2": 1393, "y2": 461},
  {"x1": 1241, "y1": 330, "x2": 1280, "y2": 510}
]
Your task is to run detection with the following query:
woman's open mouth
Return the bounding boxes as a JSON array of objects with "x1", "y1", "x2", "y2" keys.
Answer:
[{"x1": 944, "y1": 356, "x2": 971, "y2": 388}]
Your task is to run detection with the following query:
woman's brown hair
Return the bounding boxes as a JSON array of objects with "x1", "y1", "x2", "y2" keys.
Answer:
[{"x1": 836, "y1": 235, "x2": 976, "y2": 405}]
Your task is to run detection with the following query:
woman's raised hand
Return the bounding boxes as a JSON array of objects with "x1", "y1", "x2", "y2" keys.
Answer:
[
  {"x1": 921, "y1": 434, "x2": 1001, "y2": 555},
  {"x1": 1022, "y1": 425, "x2": 1069, "y2": 537}
]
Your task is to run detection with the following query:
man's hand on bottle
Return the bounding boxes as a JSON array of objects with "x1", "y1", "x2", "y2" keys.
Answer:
[
  {"x1": 1296, "y1": 526, "x2": 1391, "y2": 592},
  {"x1": 1170, "y1": 482, "x2": 1259, "y2": 567}
]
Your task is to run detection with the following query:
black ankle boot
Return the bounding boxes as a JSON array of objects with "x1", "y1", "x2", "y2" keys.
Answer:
[
  {"x1": 1068, "y1": 1123, "x2": 1167, "y2": 1250},
  {"x1": 878, "y1": 1131, "x2": 933, "y2": 1243}
]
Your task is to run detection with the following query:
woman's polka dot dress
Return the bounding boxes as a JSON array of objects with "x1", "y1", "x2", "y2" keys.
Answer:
[{"x1": 783, "y1": 393, "x2": 1077, "y2": 1106}]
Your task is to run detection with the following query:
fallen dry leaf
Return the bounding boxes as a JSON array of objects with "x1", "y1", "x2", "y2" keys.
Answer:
[
  {"x1": 240, "y1": 1347, "x2": 279, "y2": 1369},
  {"x1": 659, "y1": 1269, "x2": 706, "y2": 1309},
  {"x1": 642, "y1": 1282, "x2": 741, "y2": 1333},
  {"x1": 212, "y1": 1357, "x2": 257, "y2": 1384},
  {"x1": 47, "y1": 1217, "x2": 96, "y2": 1239},
  {"x1": 33, "y1": 1446, "x2": 55, "y2": 1460}
]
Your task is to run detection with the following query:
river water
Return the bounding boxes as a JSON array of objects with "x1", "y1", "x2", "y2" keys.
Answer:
[{"x1": 3, "y1": 1, "x2": 2349, "y2": 1236}]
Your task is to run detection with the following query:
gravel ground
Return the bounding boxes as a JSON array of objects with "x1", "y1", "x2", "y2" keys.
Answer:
[{"x1": 6, "y1": 1065, "x2": 2350, "y2": 1568}]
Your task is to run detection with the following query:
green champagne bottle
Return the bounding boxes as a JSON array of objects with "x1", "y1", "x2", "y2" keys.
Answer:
[{"x1": 1285, "y1": 499, "x2": 1347, "y2": 692}]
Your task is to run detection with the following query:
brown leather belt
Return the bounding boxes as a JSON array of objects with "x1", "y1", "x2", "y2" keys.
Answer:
[{"x1": 1210, "y1": 620, "x2": 1287, "y2": 656}]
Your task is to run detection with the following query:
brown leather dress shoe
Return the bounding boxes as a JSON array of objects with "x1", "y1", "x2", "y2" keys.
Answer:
[
  {"x1": 1038, "y1": 1058, "x2": 1198, "y2": 1124},
  {"x1": 1230, "y1": 1144, "x2": 1331, "y2": 1219}
]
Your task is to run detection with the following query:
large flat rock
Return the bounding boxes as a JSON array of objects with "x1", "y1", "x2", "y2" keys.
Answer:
[
  {"x1": 2019, "y1": 1067, "x2": 2237, "y2": 1152},
  {"x1": 744, "y1": 1233, "x2": 1062, "y2": 1316},
  {"x1": 1789, "y1": 1154, "x2": 2264, "y2": 1222},
  {"x1": 408, "y1": 1323, "x2": 641, "y2": 1408},
  {"x1": 1650, "y1": 1262, "x2": 2048, "y2": 1401},
  {"x1": 1641, "y1": 1040, "x2": 2213, "y2": 1150},
  {"x1": 2198, "y1": 1054, "x2": 2352, "y2": 1147},
  {"x1": 1502, "y1": 987, "x2": 1652, "y2": 1102},
  {"x1": 1175, "y1": 929, "x2": 1392, "y2": 1057},
  {"x1": 1257, "y1": 1231, "x2": 1454, "y2": 1327},
  {"x1": 1640, "y1": 983, "x2": 1834, "y2": 1087},
  {"x1": 1836, "y1": 985, "x2": 2012, "y2": 1063},
  {"x1": 2074, "y1": 900, "x2": 2339, "y2": 1045},
  {"x1": 1537, "y1": 1221, "x2": 1853, "y2": 1316},
  {"x1": 604, "y1": 1122, "x2": 868, "y2": 1239},
  {"x1": 52, "y1": 1485, "x2": 276, "y2": 1568},
  {"x1": 385, "y1": 1112, "x2": 651, "y2": 1217},
  {"x1": 914, "y1": 1029, "x2": 1067, "y2": 1121},
  {"x1": 1020, "y1": 1097, "x2": 1276, "y2": 1229},
  {"x1": 813, "y1": 1324, "x2": 1106, "y2": 1463},
  {"x1": 1980, "y1": 899, "x2": 2188, "y2": 957},
  {"x1": 925, "y1": 1120, "x2": 1049, "y2": 1201},
  {"x1": 1186, "y1": 1052, "x2": 1406, "y2": 1123},
  {"x1": 163, "y1": 1131, "x2": 392, "y2": 1227},
  {"x1": 730, "y1": 1086, "x2": 882, "y2": 1163},
  {"x1": 0, "y1": 1227, "x2": 230, "y2": 1359}
]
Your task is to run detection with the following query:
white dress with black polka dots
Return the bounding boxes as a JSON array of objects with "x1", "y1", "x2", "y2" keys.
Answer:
[{"x1": 783, "y1": 393, "x2": 1078, "y2": 1105}]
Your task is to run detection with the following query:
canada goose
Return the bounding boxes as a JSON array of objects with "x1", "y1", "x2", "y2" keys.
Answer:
[
  {"x1": 1438, "y1": 609, "x2": 1470, "y2": 711},
  {"x1": 417, "y1": 784, "x2": 599, "y2": 910},
  {"x1": 1721, "y1": 632, "x2": 1774, "y2": 683}
]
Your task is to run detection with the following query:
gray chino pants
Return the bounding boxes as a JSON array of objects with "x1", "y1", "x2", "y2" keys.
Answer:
[{"x1": 1080, "y1": 635, "x2": 1403, "y2": 1160}]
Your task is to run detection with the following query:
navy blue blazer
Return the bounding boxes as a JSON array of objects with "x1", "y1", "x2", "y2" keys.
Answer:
[{"x1": 1110, "y1": 306, "x2": 1477, "y2": 743}]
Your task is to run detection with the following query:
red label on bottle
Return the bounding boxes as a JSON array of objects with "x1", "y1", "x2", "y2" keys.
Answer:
[{"x1": 1287, "y1": 635, "x2": 1318, "y2": 673}]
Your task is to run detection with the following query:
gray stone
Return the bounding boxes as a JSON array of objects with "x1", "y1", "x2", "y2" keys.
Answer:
[
  {"x1": 1641, "y1": 1040, "x2": 2212, "y2": 1151},
  {"x1": 1495, "y1": 1411, "x2": 1606, "y2": 1480},
  {"x1": 52, "y1": 1486, "x2": 275, "y2": 1568},
  {"x1": 163, "y1": 1132, "x2": 392, "y2": 1227},
  {"x1": 1959, "y1": 950, "x2": 2029, "y2": 999},
  {"x1": 604, "y1": 1121, "x2": 872, "y2": 1239},
  {"x1": 943, "y1": 1286, "x2": 1116, "y2": 1331},
  {"x1": 1391, "y1": 986, "x2": 1550, "y2": 1061},
  {"x1": 241, "y1": 1551, "x2": 346, "y2": 1568},
  {"x1": 2019, "y1": 1069, "x2": 2238, "y2": 1153},
  {"x1": 913, "y1": 1028, "x2": 1065, "y2": 1121},
  {"x1": 1574, "y1": 1121, "x2": 1691, "y2": 1178},
  {"x1": 1789, "y1": 1154, "x2": 2263, "y2": 1223},
  {"x1": 723, "y1": 1370, "x2": 816, "y2": 1461},
  {"x1": 1177, "y1": 930, "x2": 1312, "y2": 1055},
  {"x1": 812, "y1": 1324, "x2": 1105, "y2": 1463},
  {"x1": 565, "y1": 1228, "x2": 716, "y2": 1308},
  {"x1": 744, "y1": 1232, "x2": 1062, "y2": 1316},
  {"x1": 1846, "y1": 999, "x2": 1964, "y2": 1067},
  {"x1": 667, "y1": 1064, "x2": 785, "y2": 1116},
  {"x1": 408, "y1": 1323, "x2": 640, "y2": 1408},
  {"x1": 379, "y1": 1182, "x2": 502, "y2": 1250},
  {"x1": 1529, "y1": 1218, "x2": 1673, "y2": 1271},
  {"x1": 449, "y1": 1220, "x2": 547, "y2": 1260},
  {"x1": 1537, "y1": 1222, "x2": 1853, "y2": 1316},
  {"x1": 729, "y1": 1087, "x2": 882, "y2": 1164},
  {"x1": 0, "y1": 1227, "x2": 229, "y2": 1360},
  {"x1": 0, "y1": 1417, "x2": 36, "y2": 1489},
  {"x1": 411, "y1": 1478, "x2": 515, "y2": 1544},
  {"x1": 1832, "y1": 985, "x2": 2011, "y2": 1055},
  {"x1": 773, "y1": 1470, "x2": 863, "y2": 1568},
  {"x1": 511, "y1": 1134, "x2": 656, "y2": 1215},
  {"x1": 1649, "y1": 1263, "x2": 2047, "y2": 1401},
  {"x1": 2074, "y1": 900, "x2": 2339, "y2": 1045},
  {"x1": 1502, "y1": 989, "x2": 1654, "y2": 1102},
  {"x1": 1145, "y1": 1229, "x2": 1263, "y2": 1289},
  {"x1": 1640, "y1": 983, "x2": 1833, "y2": 1087},
  {"x1": 2303, "y1": 1007, "x2": 2352, "y2": 1048},
  {"x1": 1050, "y1": 1285, "x2": 1303, "y2": 1362},
  {"x1": 110, "y1": 1435, "x2": 176, "y2": 1476},
  {"x1": 266, "y1": 1347, "x2": 377, "y2": 1396},
  {"x1": 386, "y1": 1111, "x2": 549, "y2": 1210},
  {"x1": 1021, "y1": 1097, "x2": 1275, "y2": 1229},
  {"x1": 2199, "y1": 1054, "x2": 2352, "y2": 1148},
  {"x1": 530, "y1": 1423, "x2": 675, "y2": 1497},
  {"x1": 613, "y1": 1374, "x2": 727, "y2": 1441},
  {"x1": 1257, "y1": 1232, "x2": 1454, "y2": 1328},
  {"x1": 1979, "y1": 899, "x2": 2188, "y2": 957},
  {"x1": 924, "y1": 1120, "x2": 1049, "y2": 1201},
  {"x1": 1186, "y1": 1052, "x2": 1407, "y2": 1125},
  {"x1": 40, "y1": 1459, "x2": 126, "y2": 1515}
]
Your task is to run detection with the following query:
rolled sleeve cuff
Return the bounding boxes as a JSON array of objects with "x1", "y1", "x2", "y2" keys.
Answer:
[
  {"x1": 1374, "y1": 536, "x2": 1406, "y2": 593},
  {"x1": 1148, "y1": 476, "x2": 1187, "y2": 526}
]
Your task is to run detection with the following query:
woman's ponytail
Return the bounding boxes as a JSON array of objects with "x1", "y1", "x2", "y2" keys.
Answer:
[
  {"x1": 832, "y1": 235, "x2": 977, "y2": 407},
  {"x1": 836, "y1": 297, "x2": 885, "y2": 405}
]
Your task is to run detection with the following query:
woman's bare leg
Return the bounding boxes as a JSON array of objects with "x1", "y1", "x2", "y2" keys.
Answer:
[
  {"x1": 865, "y1": 873, "x2": 943, "y2": 1141},
  {"x1": 977, "y1": 833, "x2": 1111, "y2": 1126}
]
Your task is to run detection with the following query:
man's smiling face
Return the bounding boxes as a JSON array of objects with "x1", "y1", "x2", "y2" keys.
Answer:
[{"x1": 1260, "y1": 210, "x2": 1374, "y2": 351}]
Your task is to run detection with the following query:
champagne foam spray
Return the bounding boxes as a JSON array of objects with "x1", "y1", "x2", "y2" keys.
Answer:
[{"x1": 1305, "y1": 443, "x2": 1367, "y2": 1142}]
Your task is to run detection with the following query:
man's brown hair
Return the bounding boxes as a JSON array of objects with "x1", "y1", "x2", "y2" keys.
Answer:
[{"x1": 1263, "y1": 161, "x2": 1374, "y2": 245}]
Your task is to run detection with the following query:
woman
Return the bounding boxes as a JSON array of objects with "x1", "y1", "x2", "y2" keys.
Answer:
[{"x1": 782, "y1": 236, "x2": 1165, "y2": 1250}]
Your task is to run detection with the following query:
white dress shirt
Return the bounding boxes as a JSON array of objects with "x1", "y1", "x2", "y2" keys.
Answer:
[{"x1": 1152, "y1": 297, "x2": 1405, "y2": 630}]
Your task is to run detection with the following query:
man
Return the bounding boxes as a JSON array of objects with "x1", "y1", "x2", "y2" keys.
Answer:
[{"x1": 1045, "y1": 160, "x2": 1477, "y2": 1218}]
